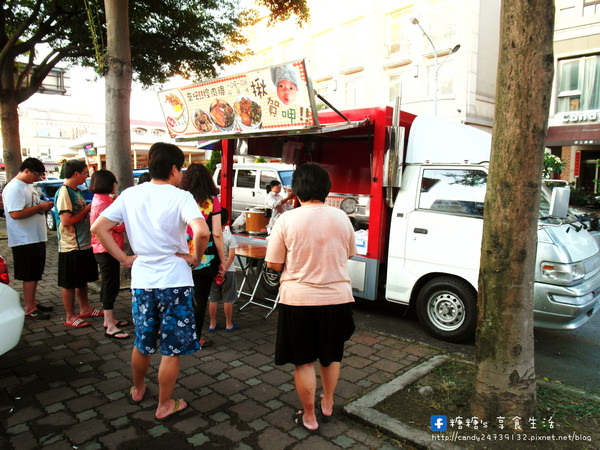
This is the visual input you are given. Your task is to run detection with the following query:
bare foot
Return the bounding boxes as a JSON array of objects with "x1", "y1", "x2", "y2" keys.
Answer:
[
  {"x1": 128, "y1": 385, "x2": 146, "y2": 404},
  {"x1": 320, "y1": 394, "x2": 333, "y2": 417},
  {"x1": 292, "y1": 410, "x2": 318, "y2": 431},
  {"x1": 155, "y1": 398, "x2": 188, "y2": 421}
]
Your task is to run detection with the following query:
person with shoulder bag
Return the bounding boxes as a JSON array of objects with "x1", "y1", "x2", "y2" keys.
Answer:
[{"x1": 180, "y1": 163, "x2": 226, "y2": 349}]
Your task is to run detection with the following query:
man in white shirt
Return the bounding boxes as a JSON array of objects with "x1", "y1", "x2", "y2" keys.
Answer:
[
  {"x1": 264, "y1": 180, "x2": 294, "y2": 233},
  {"x1": 92, "y1": 142, "x2": 209, "y2": 422},
  {"x1": 2, "y1": 158, "x2": 55, "y2": 319}
]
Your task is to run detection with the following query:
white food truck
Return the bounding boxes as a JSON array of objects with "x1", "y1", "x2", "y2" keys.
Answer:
[{"x1": 215, "y1": 106, "x2": 600, "y2": 341}]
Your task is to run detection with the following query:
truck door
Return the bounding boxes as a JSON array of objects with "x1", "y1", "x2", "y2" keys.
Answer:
[
  {"x1": 405, "y1": 167, "x2": 486, "y2": 283},
  {"x1": 387, "y1": 166, "x2": 487, "y2": 341}
]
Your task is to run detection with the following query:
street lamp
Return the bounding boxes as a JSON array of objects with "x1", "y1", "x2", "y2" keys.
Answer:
[{"x1": 411, "y1": 17, "x2": 460, "y2": 116}]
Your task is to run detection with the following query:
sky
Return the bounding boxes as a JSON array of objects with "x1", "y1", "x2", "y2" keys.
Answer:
[{"x1": 21, "y1": 66, "x2": 185, "y2": 124}]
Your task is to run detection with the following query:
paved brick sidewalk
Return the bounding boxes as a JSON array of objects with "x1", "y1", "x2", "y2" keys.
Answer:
[{"x1": 0, "y1": 221, "x2": 436, "y2": 449}]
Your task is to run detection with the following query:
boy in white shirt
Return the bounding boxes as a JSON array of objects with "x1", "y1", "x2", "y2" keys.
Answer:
[{"x1": 91, "y1": 142, "x2": 209, "y2": 422}]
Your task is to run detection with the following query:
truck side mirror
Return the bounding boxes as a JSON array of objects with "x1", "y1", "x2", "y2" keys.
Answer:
[{"x1": 549, "y1": 187, "x2": 570, "y2": 219}]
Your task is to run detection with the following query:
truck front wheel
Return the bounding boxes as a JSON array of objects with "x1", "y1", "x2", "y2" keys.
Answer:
[{"x1": 416, "y1": 277, "x2": 476, "y2": 342}]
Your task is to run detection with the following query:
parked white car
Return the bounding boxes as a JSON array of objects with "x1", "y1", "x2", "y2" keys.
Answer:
[
  {"x1": 213, "y1": 163, "x2": 294, "y2": 218},
  {"x1": 0, "y1": 256, "x2": 24, "y2": 356}
]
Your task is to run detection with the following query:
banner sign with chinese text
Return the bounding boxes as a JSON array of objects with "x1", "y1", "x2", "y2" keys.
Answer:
[{"x1": 157, "y1": 59, "x2": 318, "y2": 139}]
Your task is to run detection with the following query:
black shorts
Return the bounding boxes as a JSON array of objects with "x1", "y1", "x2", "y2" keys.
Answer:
[
  {"x1": 12, "y1": 242, "x2": 46, "y2": 282},
  {"x1": 275, "y1": 303, "x2": 355, "y2": 367},
  {"x1": 58, "y1": 248, "x2": 98, "y2": 289}
]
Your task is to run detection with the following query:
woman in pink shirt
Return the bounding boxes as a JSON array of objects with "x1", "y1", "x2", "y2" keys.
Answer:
[
  {"x1": 266, "y1": 163, "x2": 356, "y2": 432},
  {"x1": 90, "y1": 170, "x2": 129, "y2": 340}
]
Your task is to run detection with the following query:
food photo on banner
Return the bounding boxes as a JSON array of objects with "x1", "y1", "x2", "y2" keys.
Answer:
[{"x1": 157, "y1": 59, "x2": 318, "y2": 139}]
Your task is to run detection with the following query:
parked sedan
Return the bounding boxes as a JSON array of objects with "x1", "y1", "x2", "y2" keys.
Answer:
[
  {"x1": 0, "y1": 256, "x2": 24, "y2": 356},
  {"x1": 33, "y1": 179, "x2": 92, "y2": 231}
]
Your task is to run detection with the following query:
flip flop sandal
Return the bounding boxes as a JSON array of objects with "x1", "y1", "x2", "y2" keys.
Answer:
[
  {"x1": 79, "y1": 308, "x2": 104, "y2": 318},
  {"x1": 292, "y1": 410, "x2": 318, "y2": 433},
  {"x1": 64, "y1": 318, "x2": 90, "y2": 328},
  {"x1": 26, "y1": 310, "x2": 50, "y2": 320},
  {"x1": 319, "y1": 395, "x2": 333, "y2": 422},
  {"x1": 103, "y1": 320, "x2": 130, "y2": 328},
  {"x1": 155, "y1": 399, "x2": 188, "y2": 422},
  {"x1": 105, "y1": 330, "x2": 130, "y2": 340},
  {"x1": 128, "y1": 385, "x2": 147, "y2": 405}
]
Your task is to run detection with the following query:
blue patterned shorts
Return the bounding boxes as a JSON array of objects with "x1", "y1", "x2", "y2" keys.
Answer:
[{"x1": 131, "y1": 287, "x2": 200, "y2": 356}]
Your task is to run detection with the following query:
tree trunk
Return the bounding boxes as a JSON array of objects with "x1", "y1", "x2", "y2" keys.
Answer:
[
  {"x1": 104, "y1": 0, "x2": 133, "y2": 191},
  {"x1": 472, "y1": 0, "x2": 554, "y2": 424},
  {"x1": 0, "y1": 97, "x2": 22, "y2": 181},
  {"x1": 0, "y1": 62, "x2": 22, "y2": 180}
]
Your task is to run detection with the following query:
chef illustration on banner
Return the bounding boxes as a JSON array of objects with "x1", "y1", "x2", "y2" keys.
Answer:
[
  {"x1": 271, "y1": 64, "x2": 299, "y2": 106},
  {"x1": 157, "y1": 59, "x2": 318, "y2": 139},
  {"x1": 267, "y1": 62, "x2": 313, "y2": 126}
]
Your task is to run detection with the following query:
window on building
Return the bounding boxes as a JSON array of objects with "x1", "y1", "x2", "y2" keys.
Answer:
[
  {"x1": 426, "y1": 60, "x2": 456, "y2": 98},
  {"x1": 387, "y1": 7, "x2": 413, "y2": 58},
  {"x1": 388, "y1": 66, "x2": 417, "y2": 103},
  {"x1": 312, "y1": 30, "x2": 334, "y2": 76},
  {"x1": 557, "y1": 55, "x2": 600, "y2": 112},
  {"x1": 583, "y1": 0, "x2": 600, "y2": 16},
  {"x1": 557, "y1": 0, "x2": 577, "y2": 17},
  {"x1": 23, "y1": 67, "x2": 70, "y2": 95},
  {"x1": 343, "y1": 77, "x2": 362, "y2": 107},
  {"x1": 133, "y1": 128, "x2": 147, "y2": 136},
  {"x1": 340, "y1": 19, "x2": 365, "y2": 69},
  {"x1": 389, "y1": 73, "x2": 402, "y2": 103},
  {"x1": 424, "y1": 0, "x2": 456, "y2": 47},
  {"x1": 315, "y1": 81, "x2": 334, "y2": 110}
]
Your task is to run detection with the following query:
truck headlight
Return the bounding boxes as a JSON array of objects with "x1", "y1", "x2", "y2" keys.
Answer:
[{"x1": 540, "y1": 261, "x2": 585, "y2": 285}]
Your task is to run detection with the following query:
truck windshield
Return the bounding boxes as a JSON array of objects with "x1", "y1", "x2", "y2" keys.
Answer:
[{"x1": 279, "y1": 170, "x2": 294, "y2": 187}]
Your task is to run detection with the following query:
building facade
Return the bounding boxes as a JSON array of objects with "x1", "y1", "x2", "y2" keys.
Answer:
[
  {"x1": 228, "y1": 0, "x2": 501, "y2": 129},
  {"x1": 4, "y1": 1, "x2": 600, "y2": 188},
  {"x1": 230, "y1": 0, "x2": 600, "y2": 189},
  {"x1": 547, "y1": 0, "x2": 600, "y2": 192}
]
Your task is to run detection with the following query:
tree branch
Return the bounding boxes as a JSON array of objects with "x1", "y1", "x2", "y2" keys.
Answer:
[{"x1": 0, "y1": 0, "x2": 45, "y2": 65}]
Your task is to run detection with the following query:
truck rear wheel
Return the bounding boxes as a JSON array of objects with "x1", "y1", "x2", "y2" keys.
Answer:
[{"x1": 416, "y1": 277, "x2": 476, "y2": 342}]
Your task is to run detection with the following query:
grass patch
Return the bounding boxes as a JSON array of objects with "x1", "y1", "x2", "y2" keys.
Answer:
[{"x1": 375, "y1": 358, "x2": 599, "y2": 449}]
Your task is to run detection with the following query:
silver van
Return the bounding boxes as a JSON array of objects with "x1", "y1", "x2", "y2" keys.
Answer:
[{"x1": 213, "y1": 163, "x2": 295, "y2": 218}]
